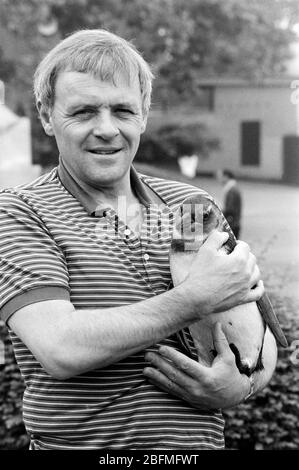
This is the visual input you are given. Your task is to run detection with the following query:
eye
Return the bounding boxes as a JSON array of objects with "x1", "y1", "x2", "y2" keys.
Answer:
[
  {"x1": 115, "y1": 108, "x2": 134, "y2": 116},
  {"x1": 203, "y1": 207, "x2": 211, "y2": 221},
  {"x1": 73, "y1": 108, "x2": 94, "y2": 117}
]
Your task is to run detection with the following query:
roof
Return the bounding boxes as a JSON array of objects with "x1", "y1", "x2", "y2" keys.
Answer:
[{"x1": 196, "y1": 77, "x2": 296, "y2": 88}]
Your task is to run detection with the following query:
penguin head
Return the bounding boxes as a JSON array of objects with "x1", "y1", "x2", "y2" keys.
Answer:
[{"x1": 171, "y1": 193, "x2": 222, "y2": 251}]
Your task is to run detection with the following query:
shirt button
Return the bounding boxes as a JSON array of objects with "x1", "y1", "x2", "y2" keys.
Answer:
[
  {"x1": 143, "y1": 253, "x2": 150, "y2": 261},
  {"x1": 124, "y1": 229, "x2": 131, "y2": 236}
]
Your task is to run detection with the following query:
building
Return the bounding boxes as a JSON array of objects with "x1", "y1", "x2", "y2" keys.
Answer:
[
  {"x1": 193, "y1": 77, "x2": 299, "y2": 182},
  {"x1": 0, "y1": 81, "x2": 39, "y2": 188}
]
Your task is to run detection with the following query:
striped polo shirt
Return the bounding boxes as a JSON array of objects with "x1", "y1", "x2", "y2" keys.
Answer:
[{"x1": 0, "y1": 165, "x2": 225, "y2": 450}]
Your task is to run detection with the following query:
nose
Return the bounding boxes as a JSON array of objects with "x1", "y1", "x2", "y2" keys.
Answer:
[{"x1": 92, "y1": 110, "x2": 119, "y2": 140}]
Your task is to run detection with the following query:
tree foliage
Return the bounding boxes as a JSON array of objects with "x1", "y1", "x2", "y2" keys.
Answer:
[
  {"x1": 0, "y1": 47, "x2": 15, "y2": 81},
  {"x1": 136, "y1": 122, "x2": 219, "y2": 165},
  {"x1": 0, "y1": 0, "x2": 299, "y2": 110},
  {"x1": 1, "y1": 0, "x2": 298, "y2": 166}
]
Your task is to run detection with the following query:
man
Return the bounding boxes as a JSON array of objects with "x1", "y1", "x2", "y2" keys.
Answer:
[
  {"x1": 221, "y1": 169, "x2": 242, "y2": 239},
  {"x1": 0, "y1": 30, "x2": 265, "y2": 450}
]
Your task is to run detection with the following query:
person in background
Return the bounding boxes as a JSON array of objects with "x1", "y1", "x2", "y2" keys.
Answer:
[{"x1": 221, "y1": 169, "x2": 242, "y2": 239}]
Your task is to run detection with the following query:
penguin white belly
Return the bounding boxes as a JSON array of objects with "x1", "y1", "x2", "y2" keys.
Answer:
[
  {"x1": 190, "y1": 302, "x2": 264, "y2": 370},
  {"x1": 170, "y1": 251, "x2": 277, "y2": 385}
]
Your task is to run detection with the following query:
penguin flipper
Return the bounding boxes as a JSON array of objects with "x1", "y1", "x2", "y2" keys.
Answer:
[{"x1": 257, "y1": 293, "x2": 288, "y2": 348}]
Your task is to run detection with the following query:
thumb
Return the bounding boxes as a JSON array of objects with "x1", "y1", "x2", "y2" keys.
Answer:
[
  {"x1": 203, "y1": 230, "x2": 229, "y2": 251},
  {"x1": 212, "y1": 322, "x2": 231, "y2": 357}
]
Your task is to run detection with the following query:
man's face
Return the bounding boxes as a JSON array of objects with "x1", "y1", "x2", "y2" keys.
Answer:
[{"x1": 42, "y1": 71, "x2": 147, "y2": 190}]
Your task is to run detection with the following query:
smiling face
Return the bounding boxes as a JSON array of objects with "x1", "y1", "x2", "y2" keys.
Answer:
[{"x1": 40, "y1": 70, "x2": 147, "y2": 193}]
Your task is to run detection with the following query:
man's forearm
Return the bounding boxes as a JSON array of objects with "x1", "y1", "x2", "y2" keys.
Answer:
[
  {"x1": 9, "y1": 283, "x2": 199, "y2": 380},
  {"x1": 58, "y1": 285, "x2": 200, "y2": 376}
]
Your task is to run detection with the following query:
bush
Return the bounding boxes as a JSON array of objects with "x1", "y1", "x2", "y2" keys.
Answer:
[
  {"x1": 30, "y1": 105, "x2": 59, "y2": 170},
  {"x1": 0, "y1": 321, "x2": 29, "y2": 450},
  {"x1": 136, "y1": 122, "x2": 219, "y2": 167}
]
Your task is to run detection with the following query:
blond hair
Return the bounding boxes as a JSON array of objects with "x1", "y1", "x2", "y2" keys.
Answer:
[{"x1": 34, "y1": 29, "x2": 154, "y2": 116}]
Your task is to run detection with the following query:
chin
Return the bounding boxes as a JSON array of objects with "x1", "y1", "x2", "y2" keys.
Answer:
[{"x1": 86, "y1": 167, "x2": 128, "y2": 186}]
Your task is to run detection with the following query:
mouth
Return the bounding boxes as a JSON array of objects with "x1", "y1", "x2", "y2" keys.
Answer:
[{"x1": 87, "y1": 148, "x2": 122, "y2": 156}]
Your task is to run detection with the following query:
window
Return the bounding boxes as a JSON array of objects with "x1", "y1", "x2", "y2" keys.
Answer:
[{"x1": 241, "y1": 121, "x2": 261, "y2": 166}]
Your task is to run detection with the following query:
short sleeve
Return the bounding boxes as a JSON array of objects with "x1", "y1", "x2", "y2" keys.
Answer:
[{"x1": 0, "y1": 192, "x2": 70, "y2": 323}]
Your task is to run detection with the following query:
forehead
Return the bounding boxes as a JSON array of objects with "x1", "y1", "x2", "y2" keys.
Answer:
[{"x1": 54, "y1": 70, "x2": 142, "y2": 108}]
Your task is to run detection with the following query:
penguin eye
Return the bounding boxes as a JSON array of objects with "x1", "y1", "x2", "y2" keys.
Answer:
[{"x1": 203, "y1": 207, "x2": 211, "y2": 221}]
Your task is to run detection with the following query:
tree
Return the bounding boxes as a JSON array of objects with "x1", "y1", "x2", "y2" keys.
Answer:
[
  {"x1": 136, "y1": 121, "x2": 219, "y2": 167},
  {"x1": 1, "y1": 0, "x2": 298, "y2": 108},
  {"x1": 1, "y1": 0, "x2": 299, "y2": 165},
  {"x1": 0, "y1": 47, "x2": 15, "y2": 82}
]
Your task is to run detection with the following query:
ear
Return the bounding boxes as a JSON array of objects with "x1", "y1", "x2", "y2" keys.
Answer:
[{"x1": 37, "y1": 101, "x2": 54, "y2": 136}]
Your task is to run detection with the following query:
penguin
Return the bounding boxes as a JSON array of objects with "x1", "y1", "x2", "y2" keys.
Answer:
[{"x1": 170, "y1": 193, "x2": 287, "y2": 381}]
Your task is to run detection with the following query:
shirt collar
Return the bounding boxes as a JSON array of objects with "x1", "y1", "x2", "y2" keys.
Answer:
[{"x1": 57, "y1": 156, "x2": 164, "y2": 216}]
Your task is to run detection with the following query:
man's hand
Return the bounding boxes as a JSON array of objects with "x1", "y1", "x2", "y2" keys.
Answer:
[
  {"x1": 143, "y1": 323, "x2": 251, "y2": 410},
  {"x1": 177, "y1": 231, "x2": 264, "y2": 318}
]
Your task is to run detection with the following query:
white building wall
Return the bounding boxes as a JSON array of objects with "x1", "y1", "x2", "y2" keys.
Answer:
[
  {"x1": 0, "y1": 109, "x2": 40, "y2": 188},
  {"x1": 198, "y1": 85, "x2": 299, "y2": 180}
]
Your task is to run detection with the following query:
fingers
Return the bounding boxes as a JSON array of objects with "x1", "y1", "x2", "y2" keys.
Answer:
[
  {"x1": 158, "y1": 346, "x2": 209, "y2": 379},
  {"x1": 202, "y1": 230, "x2": 229, "y2": 251},
  {"x1": 144, "y1": 351, "x2": 194, "y2": 389},
  {"x1": 249, "y1": 263, "x2": 261, "y2": 289},
  {"x1": 145, "y1": 346, "x2": 208, "y2": 381},
  {"x1": 246, "y1": 279, "x2": 265, "y2": 303},
  {"x1": 143, "y1": 365, "x2": 186, "y2": 399},
  {"x1": 143, "y1": 366, "x2": 211, "y2": 411},
  {"x1": 211, "y1": 322, "x2": 232, "y2": 357},
  {"x1": 144, "y1": 348, "x2": 212, "y2": 410},
  {"x1": 232, "y1": 240, "x2": 250, "y2": 257},
  {"x1": 233, "y1": 243, "x2": 261, "y2": 289}
]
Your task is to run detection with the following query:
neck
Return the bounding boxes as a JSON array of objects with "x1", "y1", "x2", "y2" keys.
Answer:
[{"x1": 62, "y1": 159, "x2": 136, "y2": 209}]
